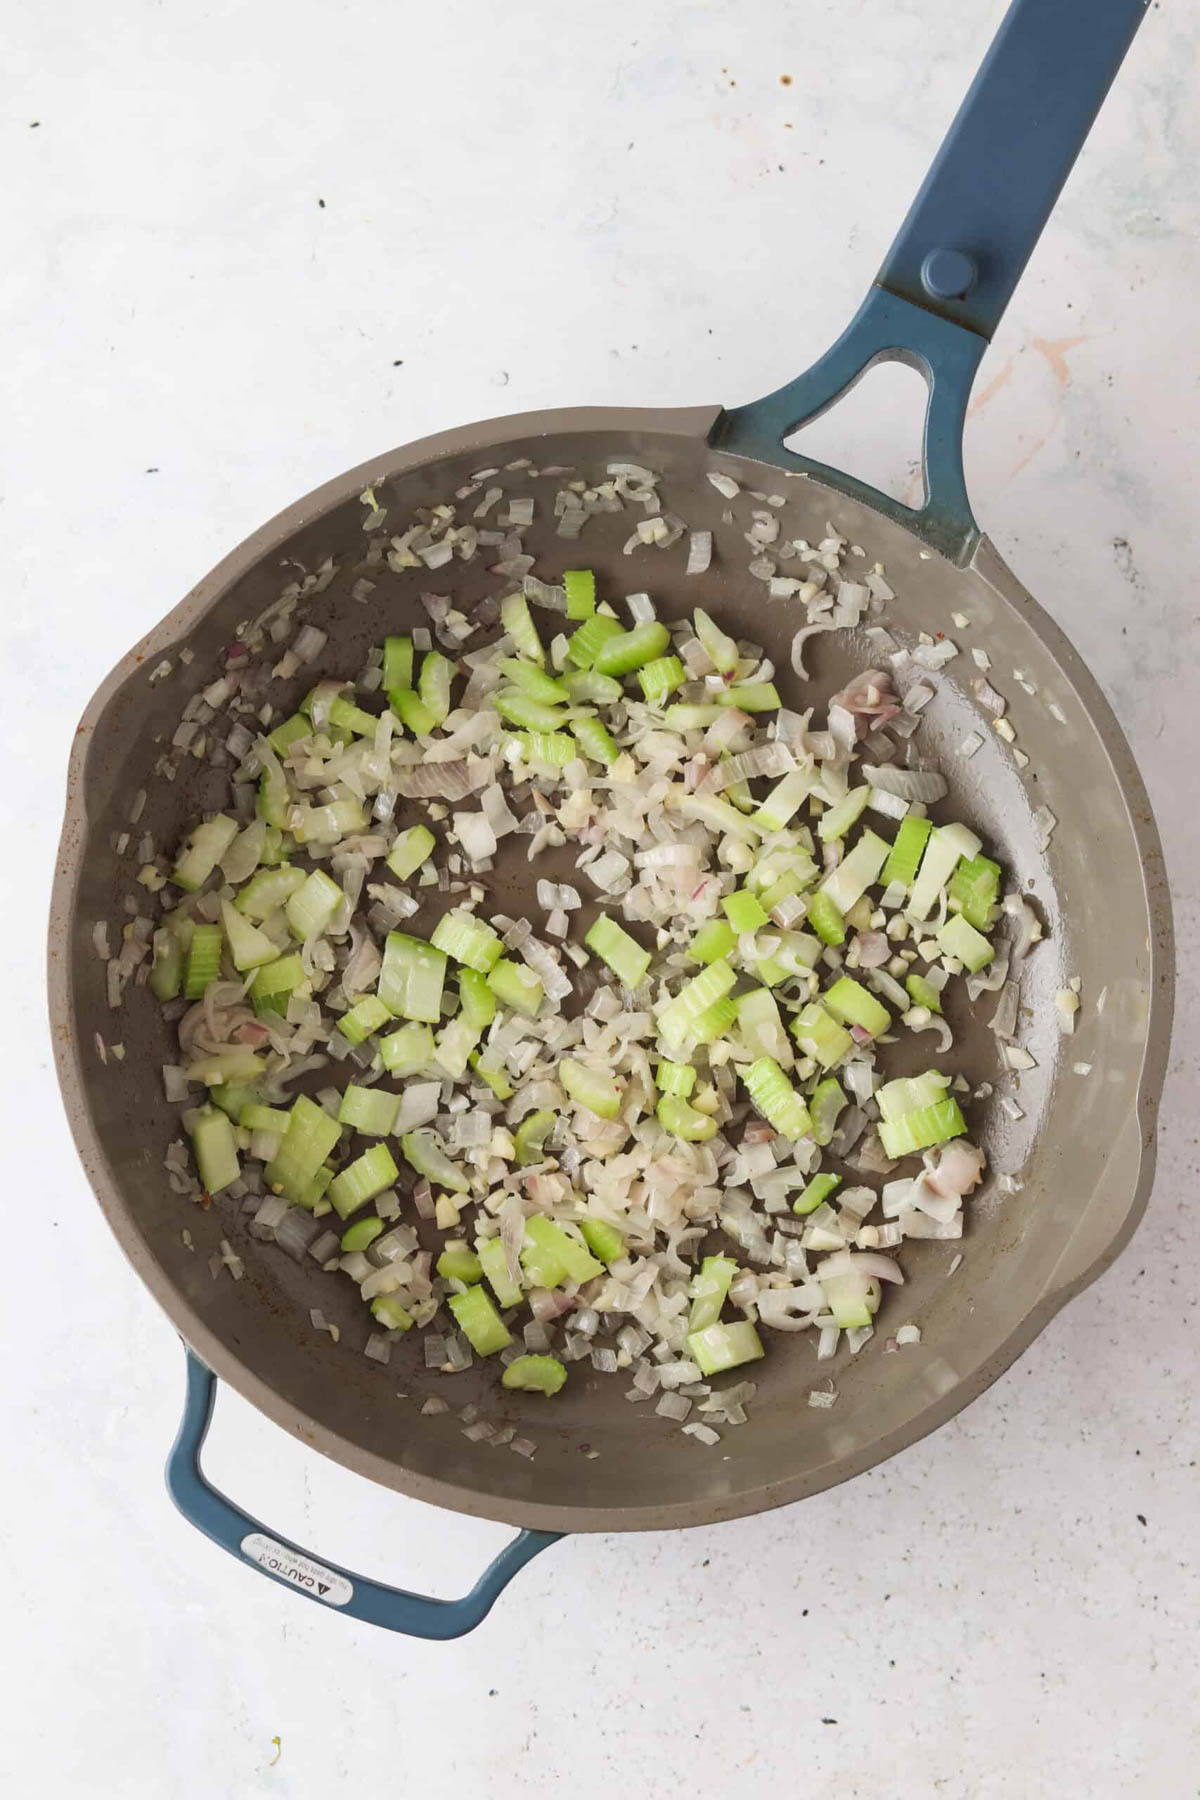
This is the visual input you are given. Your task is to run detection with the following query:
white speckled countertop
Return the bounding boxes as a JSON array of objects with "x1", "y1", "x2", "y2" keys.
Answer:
[{"x1": 4, "y1": 2, "x2": 1198, "y2": 1794}]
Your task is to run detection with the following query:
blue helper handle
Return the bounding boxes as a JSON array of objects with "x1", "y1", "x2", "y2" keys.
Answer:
[
  {"x1": 166, "y1": 1348, "x2": 562, "y2": 1640},
  {"x1": 716, "y1": 0, "x2": 1150, "y2": 564}
]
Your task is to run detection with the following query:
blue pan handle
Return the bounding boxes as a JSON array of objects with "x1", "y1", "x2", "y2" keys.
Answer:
[
  {"x1": 717, "y1": 0, "x2": 1149, "y2": 564},
  {"x1": 166, "y1": 1349, "x2": 562, "y2": 1639}
]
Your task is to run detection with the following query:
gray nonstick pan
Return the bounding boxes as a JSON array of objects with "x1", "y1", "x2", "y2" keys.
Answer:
[{"x1": 50, "y1": 0, "x2": 1172, "y2": 1637}]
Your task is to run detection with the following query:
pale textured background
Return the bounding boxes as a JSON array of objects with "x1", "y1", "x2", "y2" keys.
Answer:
[{"x1": 3, "y1": 2, "x2": 1198, "y2": 1795}]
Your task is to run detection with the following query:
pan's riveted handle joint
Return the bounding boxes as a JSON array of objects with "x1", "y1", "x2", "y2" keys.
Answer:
[{"x1": 921, "y1": 249, "x2": 977, "y2": 302}]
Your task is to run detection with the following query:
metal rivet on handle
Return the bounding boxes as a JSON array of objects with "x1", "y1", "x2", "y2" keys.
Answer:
[{"x1": 920, "y1": 248, "x2": 978, "y2": 301}]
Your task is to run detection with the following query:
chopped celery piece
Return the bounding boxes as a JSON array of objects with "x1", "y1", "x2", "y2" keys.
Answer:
[
  {"x1": 691, "y1": 996, "x2": 737, "y2": 1044},
  {"x1": 882, "y1": 814, "x2": 933, "y2": 891},
  {"x1": 190, "y1": 1106, "x2": 240, "y2": 1195},
  {"x1": 149, "y1": 927, "x2": 186, "y2": 1002},
  {"x1": 519, "y1": 1227, "x2": 567, "y2": 1288},
  {"x1": 878, "y1": 1102, "x2": 965, "y2": 1159},
  {"x1": 758, "y1": 870, "x2": 804, "y2": 915},
  {"x1": 689, "y1": 1254, "x2": 738, "y2": 1331},
  {"x1": 735, "y1": 986, "x2": 790, "y2": 1062},
  {"x1": 567, "y1": 612, "x2": 624, "y2": 669},
  {"x1": 496, "y1": 658, "x2": 569, "y2": 704},
  {"x1": 371, "y1": 1295, "x2": 414, "y2": 1331},
  {"x1": 561, "y1": 1058, "x2": 622, "y2": 1120},
  {"x1": 487, "y1": 958, "x2": 543, "y2": 1017},
  {"x1": 477, "y1": 1236, "x2": 523, "y2": 1307},
  {"x1": 433, "y1": 1015, "x2": 479, "y2": 1079},
  {"x1": 593, "y1": 621, "x2": 670, "y2": 678},
  {"x1": 514, "y1": 1109, "x2": 556, "y2": 1164},
  {"x1": 449, "y1": 1287, "x2": 512, "y2": 1357},
  {"x1": 716, "y1": 682, "x2": 780, "y2": 713},
  {"x1": 571, "y1": 716, "x2": 618, "y2": 765},
  {"x1": 291, "y1": 797, "x2": 369, "y2": 846},
  {"x1": 458, "y1": 968, "x2": 497, "y2": 1030},
  {"x1": 563, "y1": 569, "x2": 596, "y2": 619},
  {"x1": 722, "y1": 889, "x2": 768, "y2": 934},
  {"x1": 328, "y1": 1144, "x2": 400, "y2": 1220},
  {"x1": 285, "y1": 868, "x2": 343, "y2": 941},
  {"x1": 328, "y1": 695, "x2": 380, "y2": 738},
  {"x1": 821, "y1": 1269, "x2": 874, "y2": 1330},
  {"x1": 267, "y1": 712, "x2": 311, "y2": 755},
  {"x1": 693, "y1": 608, "x2": 739, "y2": 674},
  {"x1": 743, "y1": 1057, "x2": 813, "y2": 1139},
  {"x1": 386, "y1": 825, "x2": 435, "y2": 882},
  {"x1": 656, "y1": 1094, "x2": 717, "y2": 1141},
  {"x1": 687, "y1": 1321, "x2": 765, "y2": 1377},
  {"x1": 470, "y1": 1051, "x2": 513, "y2": 1099},
  {"x1": 817, "y1": 786, "x2": 871, "y2": 841},
  {"x1": 824, "y1": 976, "x2": 890, "y2": 1037},
  {"x1": 500, "y1": 591, "x2": 543, "y2": 663},
  {"x1": 257, "y1": 763, "x2": 289, "y2": 829},
  {"x1": 579, "y1": 1219, "x2": 625, "y2": 1264},
  {"x1": 495, "y1": 688, "x2": 568, "y2": 732},
  {"x1": 502, "y1": 1354, "x2": 568, "y2": 1395},
  {"x1": 791, "y1": 1002, "x2": 853, "y2": 1070},
  {"x1": 173, "y1": 815, "x2": 239, "y2": 892},
  {"x1": 184, "y1": 923, "x2": 223, "y2": 999},
  {"x1": 585, "y1": 914, "x2": 651, "y2": 987},
  {"x1": 400, "y1": 1129, "x2": 470, "y2": 1193},
  {"x1": 210, "y1": 1082, "x2": 259, "y2": 1121},
  {"x1": 388, "y1": 687, "x2": 438, "y2": 735},
  {"x1": 379, "y1": 1022, "x2": 434, "y2": 1074},
  {"x1": 809, "y1": 1079, "x2": 848, "y2": 1147},
  {"x1": 819, "y1": 829, "x2": 890, "y2": 915},
  {"x1": 379, "y1": 931, "x2": 447, "y2": 1021},
  {"x1": 505, "y1": 731, "x2": 578, "y2": 767},
  {"x1": 295, "y1": 1165, "x2": 334, "y2": 1212},
  {"x1": 562, "y1": 668, "x2": 622, "y2": 705},
  {"x1": 186, "y1": 1048, "x2": 264, "y2": 1087},
  {"x1": 752, "y1": 767, "x2": 814, "y2": 834},
  {"x1": 638, "y1": 655, "x2": 684, "y2": 702},
  {"x1": 431, "y1": 909, "x2": 503, "y2": 974},
  {"x1": 418, "y1": 650, "x2": 454, "y2": 726},
  {"x1": 689, "y1": 918, "x2": 736, "y2": 964},
  {"x1": 382, "y1": 634, "x2": 414, "y2": 691},
  {"x1": 219, "y1": 900, "x2": 277, "y2": 973},
  {"x1": 937, "y1": 912, "x2": 995, "y2": 972},
  {"x1": 437, "y1": 1247, "x2": 483, "y2": 1284},
  {"x1": 908, "y1": 822, "x2": 982, "y2": 923},
  {"x1": 266, "y1": 1096, "x2": 342, "y2": 1202},
  {"x1": 341, "y1": 1216, "x2": 384, "y2": 1252},
  {"x1": 676, "y1": 790, "x2": 764, "y2": 841},
  {"x1": 806, "y1": 891, "x2": 846, "y2": 947},
  {"x1": 877, "y1": 1071, "x2": 953, "y2": 1122},
  {"x1": 659, "y1": 958, "x2": 736, "y2": 1045},
  {"x1": 795, "y1": 1171, "x2": 842, "y2": 1214},
  {"x1": 949, "y1": 854, "x2": 1002, "y2": 929},
  {"x1": 663, "y1": 703, "x2": 724, "y2": 730},
  {"x1": 906, "y1": 973, "x2": 943, "y2": 1013},
  {"x1": 337, "y1": 1084, "x2": 401, "y2": 1136},
  {"x1": 236, "y1": 866, "x2": 306, "y2": 920},
  {"x1": 656, "y1": 1059, "x2": 696, "y2": 1097},
  {"x1": 524, "y1": 1216, "x2": 603, "y2": 1284},
  {"x1": 238, "y1": 1103, "x2": 292, "y2": 1133},
  {"x1": 337, "y1": 995, "x2": 393, "y2": 1044}
]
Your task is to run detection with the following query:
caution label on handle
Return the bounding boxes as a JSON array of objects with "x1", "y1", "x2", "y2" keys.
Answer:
[{"x1": 241, "y1": 1532, "x2": 353, "y2": 1607}]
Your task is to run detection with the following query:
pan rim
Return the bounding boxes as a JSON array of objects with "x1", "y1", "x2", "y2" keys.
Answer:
[{"x1": 48, "y1": 404, "x2": 1175, "y2": 1533}]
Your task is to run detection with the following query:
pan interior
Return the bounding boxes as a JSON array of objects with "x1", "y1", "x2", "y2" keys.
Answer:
[{"x1": 57, "y1": 422, "x2": 1158, "y2": 1531}]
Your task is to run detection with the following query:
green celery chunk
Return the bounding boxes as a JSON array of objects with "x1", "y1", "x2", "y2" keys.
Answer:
[
  {"x1": 399, "y1": 1129, "x2": 469, "y2": 1193},
  {"x1": 337, "y1": 995, "x2": 393, "y2": 1045},
  {"x1": 219, "y1": 900, "x2": 277, "y2": 973},
  {"x1": 908, "y1": 822, "x2": 982, "y2": 923},
  {"x1": 495, "y1": 688, "x2": 568, "y2": 733},
  {"x1": 386, "y1": 825, "x2": 435, "y2": 881},
  {"x1": 820, "y1": 1269, "x2": 875, "y2": 1330},
  {"x1": 186, "y1": 1048, "x2": 264, "y2": 1087},
  {"x1": 562, "y1": 669, "x2": 622, "y2": 705},
  {"x1": 238, "y1": 1103, "x2": 292, "y2": 1133},
  {"x1": 638, "y1": 655, "x2": 684, "y2": 702},
  {"x1": 936, "y1": 913, "x2": 995, "y2": 972},
  {"x1": 500, "y1": 591, "x2": 544, "y2": 663},
  {"x1": 579, "y1": 1219, "x2": 625, "y2": 1264},
  {"x1": 190, "y1": 1106, "x2": 240, "y2": 1195},
  {"x1": 210, "y1": 1082, "x2": 259, "y2": 1121},
  {"x1": 687, "y1": 1321, "x2": 765, "y2": 1377},
  {"x1": 341, "y1": 1216, "x2": 385, "y2": 1252},
  {"x1": 735, "y1": 986, "x2": 791, "y2": 1062},
  {"x1": 434, "y1": 1016, "x2": 479, "y2": 1078},
  {"x1": 257, "y1": 759, "x2": 289, "y2": 829},
  {"x1": 691, "y1": 997, "x2": 737, "y2": 1044},
  {"x1": 184, "y1": 923, "x2": 223, "y2": 999},
  {"x1": 173, "y1": 815, "x2": 239, "y2": 893},
  {"x1": 689, "y1": 918, "x2": 736, "y2": 964},
  {"x1": 791, "y1": 1001, "x2": 853, "y2": 1069},
  {"x1": 328, "y1": 1144, "x2": 400, "y2": 1220},
  {"x1": 285, "y1": 868, "x2": 344, "y2": 941},
  {"x1": 418, "y1": 650, "x2": 454, "y2": 726},
  {"x1": 656, "y1": 1094, "x2": 717, "y2": 1141},
  {"x1": 267, "y1": 712, "x2": 311, "y2": 755},
  {"x1": 337, "y1": 1085, "x2": 401, "y2": 1136},
  {"x1": 585, "y1": 914, "x2": 651, "y2": 987},
  {"x1": 448, "y1": 1287, "x2": 512, "y2": 1357},
  {"x1": 659, "y1": 958, "x2": 736, "y2": 1045},
  {"x1": 502, "y1": 1355, "x2": 568, "y2": 1395},
  {"x1": 523, "y1": 1216, "x2": 603, "y2": 1284},
  {"x1": 235, "y1": 866, "x2": 306, "y2": 920},
  {"x1": 689, "y1": 1254, "x2": 738, "y2": 1331},
  {"x1": 883, "y1": 814, "x2": 933, "y2": 890},
  {"x1": 514, "y1": 1110, "x2": 556, "y2": 1164},
  {"x1": 823, "y1": 976, "x2": 890, "y2": 1038},
  {"x1": 504, "y1": 731, "x2": 577, "y2": 767},
  {"x1": 431, "y1": 910, "x2": 504, "y2": 974},
  {"x1": 656, "y1": 1059, "x2": 696, "y2": 1097},
  {"x1": 470, "y1": 1051, "x2": 513, "y2": 1099},
  {"x1": 693, "y1": 608, "x2": 739, "y2": 674},
  {"x1": 752, "y1": 768, "x2": 815, "y2": 834},
  {"x1": 795, "y1": 1171, "x2": 842, "y2": 1214},
  {"x1": 382, "y1": 635, "x2": 414, "y2": 691},
  {"x1": 437, "y1": 1246, "x2": 483, "y2": 1284},
  {"x1": 379, "y1": 1022, "x2": 434, "y2": 1074},
  {"x1": 817, "y1": 786, "x2": 871, "y2": 841},
  {"x1": 477, "y1": 1236, "x2": 523, "y2": 1307},
  {"x1": 266, "y1": 1096, "x2": 342, "y2": 1202},
  {"x1": 949, "y1": 854, "x2": 1001, "y2": 929},
  {"x1": 388, "y1": 688, "x2": 437, "y2": 736},
  {"x1": 715, "y1": 682, "x2": 780, "y2": 713},
  {"x1": 561, "y1": 1059, "x2": 622, "y2": 1120},
  {"x1": 497, "y1": 658, "x2": 569, "y2": 704},
  {"x1": 379, "y1": 931, "x2": 447, "y2": 1021},
  {"x1": 819, "y1": 829, "x2": 890, "y2": 916},
  {"x1": 458, "y1": 968, "x2": 497, "y2": 1031},
  {"x1": 328, "y1": 695, "x2": 380, "y2": 738},
  {"x1": 487, "y1": 958, "x2": 543, "y2": 1016},
  {"x1": 593, "y1": 621, "x2": 670, "y2": 678},
  {"x1": 809, "y1": 1079, "x2": 847, "y2": 1147},
  {"x1": 663, "y1": 703, "x2": 724, "y2": 731},
  {"x1": 566, "y1": 612, "x2": 624, "y2": 669},
  {"x1": 149, "y1": 926, "x2": 186, "y2": 1002},
  {"x1": 743, "y1": 1056, "x2": 812, "y2": 1139},
  {"x1": 371, "y1": 1295, "x2": 414, "y2": 1331},
  {"x1": 906, "y1": 973, "x2": 942, "y2": 1013},
  {"x1": 723, "y1": 889, "x2": 769, "y2": 934},
  {"x1": 562, "y1": 570, "x2": 596, "y2": 619},
  {"x1": 806, "y1": 891, "x2": 846, "y2": 947},
  {"x1": 877, "y1": 1099, "x2": 966, "y2": 1159},
  {"x1": 571, "y1": 716, "x2": 618, "y2": 765}
]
